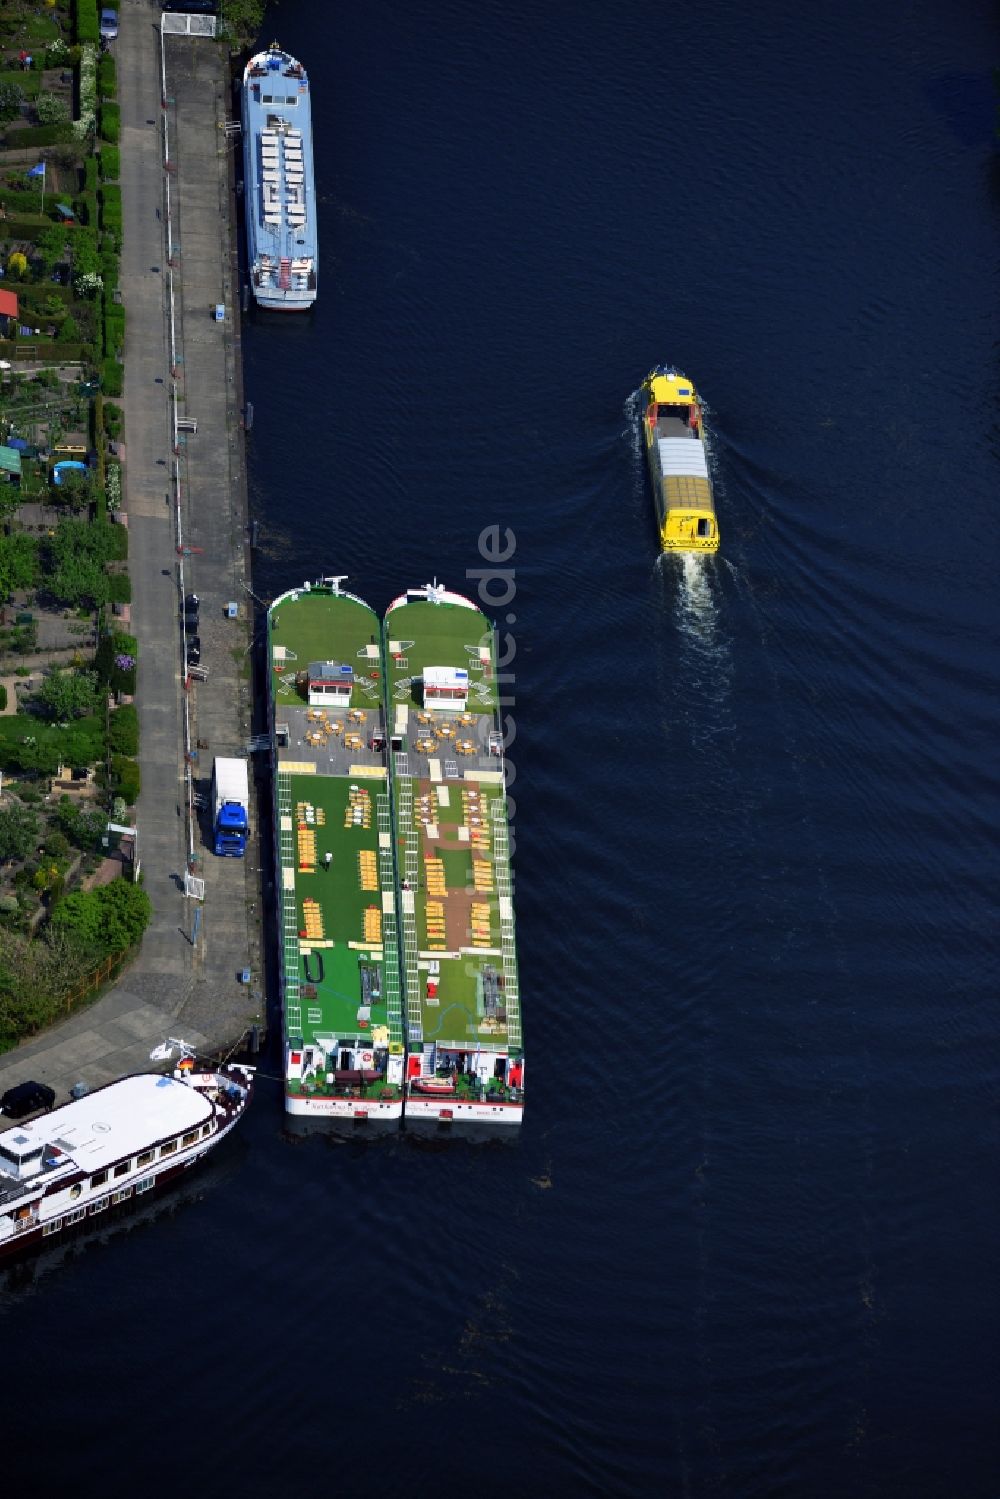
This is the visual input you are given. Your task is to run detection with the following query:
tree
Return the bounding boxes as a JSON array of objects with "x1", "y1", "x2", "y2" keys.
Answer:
[
  {"x1": 36, "y1": 225, "x2": 68, "y2": 274},
  {"x1": 0, "y1": 532, "x2": 39, "y2": 602},
  {"x1": 0, "y1": 926, "x2": 104, "y2": 1048},
  {"x1": 56, "y1": 800, "x2": 108, "y2": 852},
  {"x1": 51, "y1": 879, "x2": 151, "y2": 956},
  {"x1": 34, "y1": 668, "x2": 100, "y2": 722},
  {"x1": 6, "y1": 252, "x2": 28, "y2": 282},
  {"x1": 0, "y1": 801, "x2": 39, "y2": 862}
]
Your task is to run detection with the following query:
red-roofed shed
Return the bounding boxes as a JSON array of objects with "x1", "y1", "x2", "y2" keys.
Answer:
[{"x1": 0, "y1": 289, "x2": 18, "y2": 329}]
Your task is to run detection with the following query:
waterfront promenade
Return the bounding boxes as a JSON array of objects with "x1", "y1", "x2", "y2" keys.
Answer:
[{"x1": 0, "y1": 5, "x2": 264, "y2": 1097}]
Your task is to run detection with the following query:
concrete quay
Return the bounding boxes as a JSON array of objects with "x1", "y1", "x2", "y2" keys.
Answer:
[{"x1": 0, "y1": 4, "x2": 266, "y2": 1101}]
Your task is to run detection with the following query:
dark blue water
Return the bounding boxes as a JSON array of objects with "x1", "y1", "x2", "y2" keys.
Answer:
[{"x1": 5, "y1": 2, "x2": 999, "y2": 1493}]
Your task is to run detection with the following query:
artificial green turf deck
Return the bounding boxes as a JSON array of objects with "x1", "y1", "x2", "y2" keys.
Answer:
[{"x1": 384, "y1": 599, "x2": 497, "y2": 711}]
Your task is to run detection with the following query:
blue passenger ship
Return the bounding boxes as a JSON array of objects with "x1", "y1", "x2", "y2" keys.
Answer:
[{"x1": 241, "y1": 43, "x2": 318, "y2": 311}]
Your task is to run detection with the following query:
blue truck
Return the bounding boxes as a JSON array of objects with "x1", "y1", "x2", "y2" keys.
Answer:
[{"x1": 212, "y1": 756, "x2": 250, "y2": 857}]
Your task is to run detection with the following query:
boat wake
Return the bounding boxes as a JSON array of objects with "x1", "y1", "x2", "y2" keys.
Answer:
[{"x1": 654, "y1": 551, "x2": 731, "y2": 691}]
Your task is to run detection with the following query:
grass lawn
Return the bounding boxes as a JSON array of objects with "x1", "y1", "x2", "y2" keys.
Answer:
[
  {"x1": 0, "y1": 71, "x2": 44, "y2": 97},
  {"x1": 0, "y1": 710, "x2": 102, "y2": 746}
]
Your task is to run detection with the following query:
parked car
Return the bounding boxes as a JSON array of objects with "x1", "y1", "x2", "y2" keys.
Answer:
[
  {"x1": 186, "y1": 635, "x2": 201, "y2": 667},
  {"x1": 100, "y1": 8, "x2": 118, "y2": 39},
  {"x1": 183, "y1": 592, "x2": 200, "y2": 626},
  {"x1": 1, "y1": 1080, "x2": 56, "y2": 1118}
]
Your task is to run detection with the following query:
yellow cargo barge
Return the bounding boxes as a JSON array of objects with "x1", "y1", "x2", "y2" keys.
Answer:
[{"x1": 641, "y1": 367, "x2": 719, "y2": 553}]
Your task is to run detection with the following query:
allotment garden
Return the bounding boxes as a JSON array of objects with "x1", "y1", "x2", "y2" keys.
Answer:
[{"x1": 0, "y1": 0, "x2": 148, "y2": 1049}]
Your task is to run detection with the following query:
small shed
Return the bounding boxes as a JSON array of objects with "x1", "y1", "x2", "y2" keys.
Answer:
[
  {"x1": 0, "y1": 445, "x2": 22, "y2": 481},
  {"x1": 0, "y1": 288, "x2": 18, "y2": 334}
]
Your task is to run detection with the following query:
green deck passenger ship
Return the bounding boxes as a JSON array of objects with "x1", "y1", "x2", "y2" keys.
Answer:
[
  {"x1": 385, "y1": 582, "x2": 524, "y2": 1125},
  {"x1": 267, "y1": 578, "x2": 404, "y2": 1121}
]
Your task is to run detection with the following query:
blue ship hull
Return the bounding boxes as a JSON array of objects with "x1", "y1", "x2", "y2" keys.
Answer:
[{"x1": 241, "y1": 44, "x2": 318, "y2": 311}]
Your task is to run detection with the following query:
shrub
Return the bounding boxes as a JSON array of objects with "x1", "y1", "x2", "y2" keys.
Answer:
[
  {"x1": 0, "y1": 82, "x2": 25, "y2": 124},
  {"x1": 68, "y1": 222, "x2": 100, "y2": 277},
  {"x1": 74, "y1": 270, "x2": 103, "y2": 300},
  {"x1": 36, "y1": 94, "x2": 70, "y2": 126},
  {"x1": 56, "y1": 799, "x2": 106, "y2": 852},
  {"x1": 105, "y1": 463, "x2": 122, "y2": 512},
  {"x1": 43, "y1": 830, "x2": 70, "y2": 859},
  {"x1": 58, "y1": 314, "x2": 80, "y2": 343},
  {"x1": 6, "y1": 252, "x2": 27, "y2": 280},
  {"x1": 99, "y1": 103, "x2": 119, "y2": 145},
  {"x1": 99, "y1": 145, "x2": 119, "y2": 181},
  {"x1": 103, "y1": 401, "x2": 123, "y2": 438},
  {"x1": 110, "y1": 755, "x2": 140, "y2": 804},
  {"x1": 0, "y1": 686, "x2": 6, "y2": 712},
  {"x1": 95, "y1": 628, "x2": 136, "y2": 692},
  {"x1": 101, "y1": 357, "x2": 123, "y2": 397}
]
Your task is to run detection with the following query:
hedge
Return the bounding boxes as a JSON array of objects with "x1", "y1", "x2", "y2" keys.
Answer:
[
  {"x1": 0, "y1": 122, "x2": 75, "y2": 149},
  {"x1": 103, "y1": 308, "x2": 124, "y2": 356},
  {"x1": 76, "y1": 190, "x2": 98, "y2": 227},
  {"x1": 0, "y1": 341, "x2": 87, "y2": 362},
  {"x1": 83, "y1": 156, "x2": 97, "y2": 194},
  {"x1": 99, "y1": 183, "x2": 121, "y2": 233},
  {"x1": 106, "y1": 570, "x2": 131, "y2": 605},
  {"x1": 75, "y1": 0, "x2": 100, "y2": 45},
  {"x1": 100, "y1": 145, "x2": 119, "y2": 181},
  {"x1": 97, "y1": 54, "x2": 116, "y2": 101},
  {"x1": 108, "y1": 704, "x2": 137, "y2": 755},
  {"x1": 0, "y1": 215, "x2": 50, "y2": 239},
  {"x1": 0, "y1": 189, "x2": 59, "y2": 213},
  {"x1": 110, "y1": 755, "x2": 140, "y2": 804},
  {"x1": 99, "y1": 103, "x2": 119, "y2": 145},
  {"x1": 100, "y1": 251, "x2": 118, "y2": 290},
  {"x1": 101, "y1": 357, "x2": 123, "y2": 397}
]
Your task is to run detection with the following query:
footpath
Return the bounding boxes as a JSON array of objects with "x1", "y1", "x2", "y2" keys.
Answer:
[{"x1": 0, "y1": 3, "x2": 265, "y2": 1099}]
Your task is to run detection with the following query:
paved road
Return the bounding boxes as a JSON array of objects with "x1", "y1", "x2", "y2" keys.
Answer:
[{"x1": 0, "y1": 5, "x2": 264, "y2": 1100}]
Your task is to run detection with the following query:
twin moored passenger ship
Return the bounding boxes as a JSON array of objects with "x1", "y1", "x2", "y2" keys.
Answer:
[{"x1": 267, "y1": 579, "x2": 523, "y2": 1127}]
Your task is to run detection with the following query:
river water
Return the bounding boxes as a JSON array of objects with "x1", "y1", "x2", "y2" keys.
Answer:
[{"x1": 4, "y1": 2, "x2": 998, "y2": 1494}]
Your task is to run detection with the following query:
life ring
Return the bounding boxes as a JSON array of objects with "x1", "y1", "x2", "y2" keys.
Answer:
[{"x1": 360, "y1": 1050, "x2": 373, "y2": 1065}]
